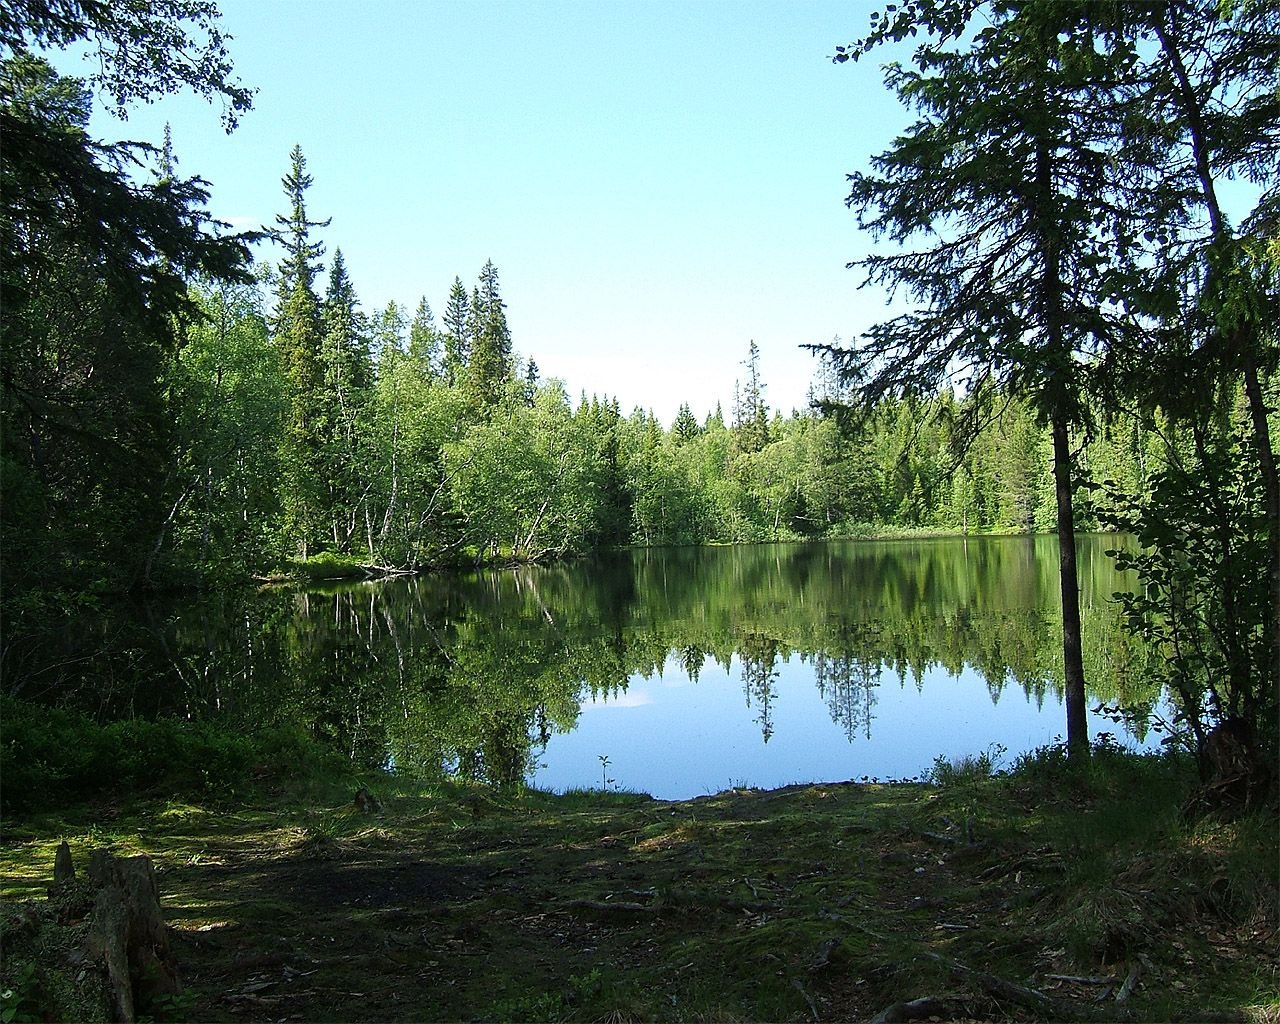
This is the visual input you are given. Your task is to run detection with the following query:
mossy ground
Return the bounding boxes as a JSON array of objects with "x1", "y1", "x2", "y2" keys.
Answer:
[{"x1": 1, "y1": 755, "x2": 1276, "y2": 1023}]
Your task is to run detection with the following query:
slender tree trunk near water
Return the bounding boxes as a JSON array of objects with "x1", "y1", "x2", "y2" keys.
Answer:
[
  {"x1": 1156, "y1": 7, "x2": 1280, "y2": 701},
  {"x1": 1052, "y1": 412, "x2": 1089, "y2": 761},
  {"x1": 1241, "y1": 361, "x2": 1280, "y2": 692}
]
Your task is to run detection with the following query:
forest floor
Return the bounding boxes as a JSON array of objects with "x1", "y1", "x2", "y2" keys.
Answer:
[{"x1": 1, "y1": 759, "x2": 1277, "y2": 1023}]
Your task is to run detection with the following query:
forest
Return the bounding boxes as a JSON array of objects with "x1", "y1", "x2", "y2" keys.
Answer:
[
  {"x1": 0, "y1": 0, "x2": 1275, "y2": 768},
  {"x1": 1, "y1": 1, "x2": 1278, "y2": 1019},
  {"x1": 3, "y1": 127, "x2": 1175, "y2": 593},
  {"x1": 3, "y1": 0, "x2": 1277, "y2": 775}
]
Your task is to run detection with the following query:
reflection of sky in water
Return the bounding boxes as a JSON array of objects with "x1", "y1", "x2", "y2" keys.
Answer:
[{"x1": 529, "y1": 653, "x2": 1161, "y2": 800}]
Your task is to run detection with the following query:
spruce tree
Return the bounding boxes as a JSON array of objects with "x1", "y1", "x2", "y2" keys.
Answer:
[
  {"x1": 442, "y1": 276, "x2": 470, "y2": 385},
  {"x1": 465, "y1": 264, "x2": 511, "y2": 409},
  {"x1": 827, "y1": 2, "x2": 1174, "y2": 759},
  {"x1": 478, "y1": 258, "x2": 512, "y2": 369},
  {"x1": 409, "y1": 296, "x2": 440, "y2": 378},
  {"x1": 673, "y1": 403, "x2": 700, "y2": 444},
  {"x1": 323, "y1": 249, "x2": 371, "y2": 397},
  {"x1": 271, "y1": 145, "x2": 330, "y2": 558},
  {"x1": 738, "y1": 340, "x2": 770, "y2": 453},
  {"x1": 320, "y1": 248, "x2": 371, "y2": 549},
  {"x1": 524, "y1": 358, "x2": 540, "y2": 405},
  {"x1": 273, "y1": 144, "x2": 330, "y2": 317}
]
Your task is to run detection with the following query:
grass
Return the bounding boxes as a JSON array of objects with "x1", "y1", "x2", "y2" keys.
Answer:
[{"x1": 1, "y1": 746, "x2": 1276, "y2": 1022}]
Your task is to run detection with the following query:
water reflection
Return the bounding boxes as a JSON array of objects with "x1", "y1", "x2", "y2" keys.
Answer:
[{"x1": 26, "y1": 535, "x2": 1159, "y2": 796}]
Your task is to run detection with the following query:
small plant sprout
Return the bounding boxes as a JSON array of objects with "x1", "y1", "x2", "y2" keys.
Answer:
[{"x1": 598, "y1": 754, "x2": 615, "y2": 791}]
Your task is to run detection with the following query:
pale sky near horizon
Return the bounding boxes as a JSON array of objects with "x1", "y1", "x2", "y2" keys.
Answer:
[{"x1": 70, "y1": 1, "x2": 912, "y2": 424}]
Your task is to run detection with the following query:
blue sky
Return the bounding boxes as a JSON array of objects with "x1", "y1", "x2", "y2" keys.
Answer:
[{"x1": 72, "y1": 1, "x2": 911, "y2": 423}]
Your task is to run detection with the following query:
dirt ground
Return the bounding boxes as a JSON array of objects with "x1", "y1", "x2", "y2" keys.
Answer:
[{"x1": 2, "y1": 781, "x2": 1277, "y2": 1022}]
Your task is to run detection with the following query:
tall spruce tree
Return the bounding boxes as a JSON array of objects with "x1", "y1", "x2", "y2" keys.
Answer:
[
  {"x1": 273, "y1": 144, "x2": 329, "y2": 314},
  {"x1": 409, "y1": 296, "x2": 440, "y2": 379},
  {"x1": 271, "y1": 145, "x2": 330, "y2": 558},
  {"x1": 736, "y1": 340, "x2": 770, "y2": 454},
  {"x1": 466, "y1": 262, "x2": 511, "y2": 409},
  {"x1": 442, "y1": 276, "x2": 470, "y2": 385},
  {"x1": 828, "y1": 1, "x2": 1169, "y2": 760},
  {"x1": 320, "y1": 248, "x2": 371, "y2": 548},
  {"x1": 478, "y1": 258, "x2": 512, "y2": 368}
]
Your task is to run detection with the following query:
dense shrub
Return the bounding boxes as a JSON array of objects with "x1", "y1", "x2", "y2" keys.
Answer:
[{"x1": 0, "y1": 697, "x2": 348, "y2": 815}]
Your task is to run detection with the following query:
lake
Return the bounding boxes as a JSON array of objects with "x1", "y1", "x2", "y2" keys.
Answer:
[{"x1": 35, "y1": 535, "x2": 1162, "y2": 799}]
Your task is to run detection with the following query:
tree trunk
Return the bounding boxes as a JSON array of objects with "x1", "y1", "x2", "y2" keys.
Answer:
[
  {"x1": 1157, "y1": 8, "x2": 1280, "y2": 709},
  {"x1": 85, "y1": 849, "x2": 180, "y2": 1023},
  {"x1": 1241, "y1": 359, "x2": 1280, "y2": 698},
  {"x1": 1053, "y1": 412, "x2": 1089, "y2": 761}
]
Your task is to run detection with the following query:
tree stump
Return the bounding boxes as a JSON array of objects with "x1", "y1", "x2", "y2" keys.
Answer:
[
  {"x1": 85, "y1": 850, "x2": 180, "y2": 1022},
  {"x1": 53, "y1": 840, "x2": 75, "y2": 887}
]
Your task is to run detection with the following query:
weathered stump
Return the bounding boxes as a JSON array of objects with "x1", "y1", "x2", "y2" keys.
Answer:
[
  {"x1": 53, "y1": 840, "x2": 76, "y2": 887},
  {"x1": 85, "y1": 850, "x2": 180, "y2": 1022}
]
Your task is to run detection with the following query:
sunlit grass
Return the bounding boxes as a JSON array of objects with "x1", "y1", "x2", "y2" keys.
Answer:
[{"x1": 2, "y1": 749, "x2": 1274, "y2": 1022}]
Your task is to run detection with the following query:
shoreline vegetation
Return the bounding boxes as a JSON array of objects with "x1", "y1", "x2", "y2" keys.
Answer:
[
  {"x1": 272, "y1": 525, "x2": 1072, "y2": 586},
  {"x1": 2, "y1": 742, "x2": 1275, "y2": 1023}
]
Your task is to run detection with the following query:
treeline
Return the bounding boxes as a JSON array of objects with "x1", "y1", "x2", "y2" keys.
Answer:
[
  {"x1": 0, "y1": 38, "x2": 1177, "y2": 614},
  {"x1": 163, "y1": 143, "x2": 1172, "y2": 583}
]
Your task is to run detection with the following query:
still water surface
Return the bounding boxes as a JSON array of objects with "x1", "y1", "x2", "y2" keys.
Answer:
[
  {"x1": 67, "y1": 535, "x2": 1161, "y2": 799},
  {"x1": 522, "y1": 535, "x2": 1157, "y2": 797}
]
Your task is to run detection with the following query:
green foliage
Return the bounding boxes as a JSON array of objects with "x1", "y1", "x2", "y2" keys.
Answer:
[
  {"x1": 0, "y1": 696, "x2": 349, "y2": 816},
  {"x1": 927, "y1": 743, "x2": 1005, "y2": 787},
  {"x1": 290, "y1": 551, "x2": 368, "y2": 581},
  {"x1": 1100, "y1": 421, "x2": 1277, "y2": 772},
  {"x1": 487, "y1": 969, "x2": 608, "y2": 1023},
  {"x1": 0, "y1": 53, "x2": 254, "y2": 603},
  {"x1": 0, "y1": 0, "x2": 255, "y2": 129},
  {"x1": 167, "y1": 281, "x2": 287, "y2": 579},
  {"x1": 0, "y1": 961, "x2": 39, "y2": 1024}
]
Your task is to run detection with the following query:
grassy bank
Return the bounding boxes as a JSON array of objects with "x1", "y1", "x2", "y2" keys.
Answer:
[{"x1": 2, "y1": 743, "x2": 1276, "y2": 1023}]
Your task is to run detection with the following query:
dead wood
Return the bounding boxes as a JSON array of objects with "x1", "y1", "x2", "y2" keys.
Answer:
[
  {"x1": 866, "y1": 995, "x2": 970, "y2": 1024},
  {"x1": 565, "y1": 898, "x2": 657, "y2": 915},
  {"x1": 923, "y1": 952, "x2": 1140, "y2": 1022},
  {"x1": 85, "y1": 849, "x2": 180, "y2": 1023},
  {"x1": 53, "y1": 840, "x2": 75, "y2": 886}
]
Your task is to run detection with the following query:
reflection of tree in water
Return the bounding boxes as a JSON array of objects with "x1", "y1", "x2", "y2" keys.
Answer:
[
  {"x1": 739, "y1": 632, "x2": 781, "y2": 743},
  {"x1": 811, "y1": 650, "x2": 880, "y2": 743},
  {"x1": 451, "y1": 709, "x2": 542, "y2": 786},
  {"x1": 679, "y1": 644, "x2": 706, "y2": 682},
  {"x1": 23, "y1": 536, "x2": 1161, "y2": 783}
]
